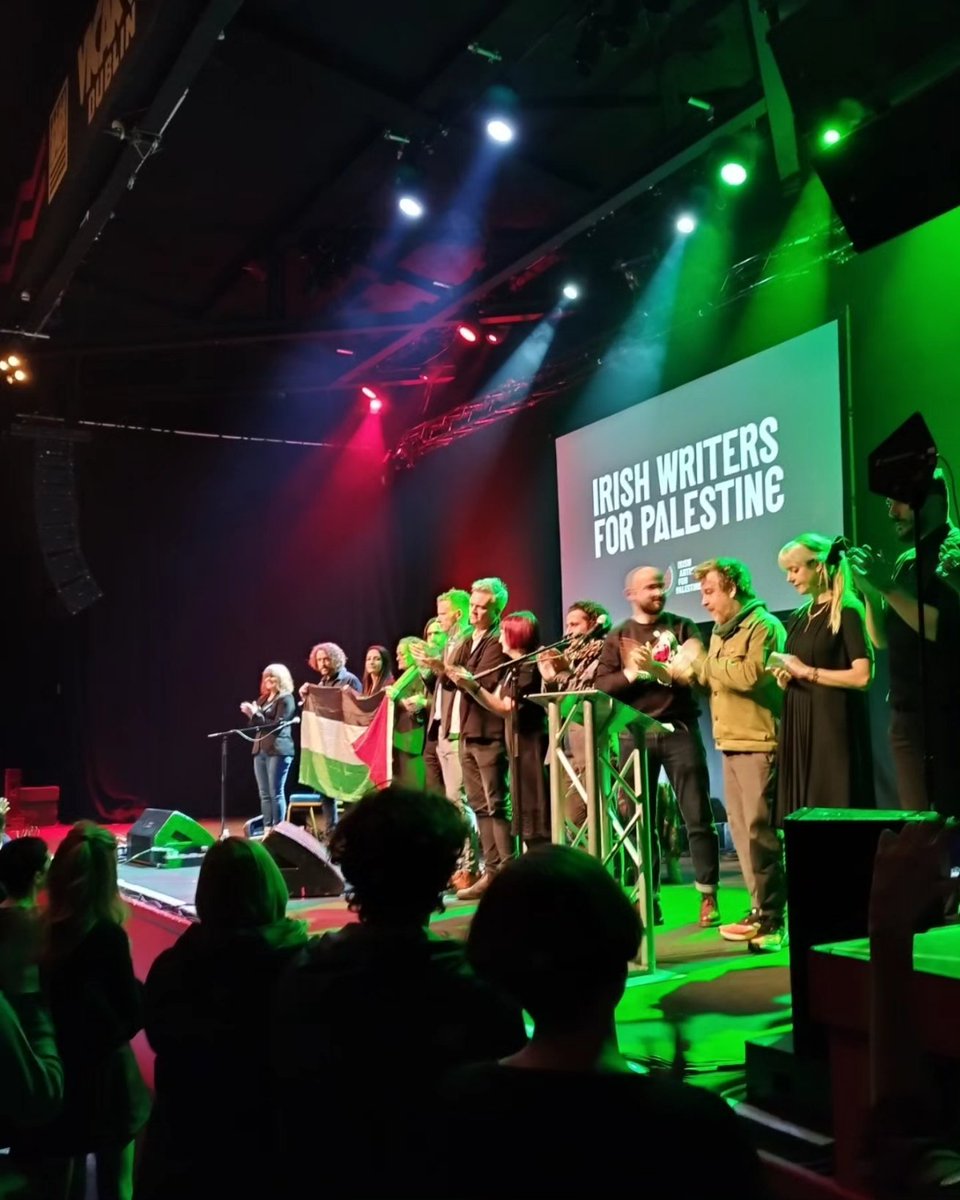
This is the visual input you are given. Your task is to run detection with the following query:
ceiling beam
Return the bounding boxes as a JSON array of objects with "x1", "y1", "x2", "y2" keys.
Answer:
[
  {"x1": 745, "y1": 0, "x2": 800, "y2": 181},
  {"x1": 37, "y1": 310, "x2": 545, "y2": 359},
  {"x1": 27, "y1": 0, "x2": 246, "y2": 335}
]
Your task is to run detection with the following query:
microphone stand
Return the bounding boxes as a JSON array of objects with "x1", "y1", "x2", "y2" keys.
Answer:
[
  {"x1": 469, "y1": 635, "x2": 573, "y2": 682},
  {"x1": 206, "y1": 716, "x2": 300, "y2": 841},
  {"x1": 909, "y1": 493, "x2": 936, "y2": 807}
]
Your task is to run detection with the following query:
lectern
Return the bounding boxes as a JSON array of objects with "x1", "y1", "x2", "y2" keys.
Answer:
[{"x1": 529, "y1": 690, "x2": 666, "y2": 971}]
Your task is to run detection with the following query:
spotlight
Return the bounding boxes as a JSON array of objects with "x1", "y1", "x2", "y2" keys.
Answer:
[
  {"x1": 562, "y1": 282, "x2": 581, "y2": 301},
  {"x1": 361, "y1": 386, "x2": 379, "y2": 401},
  {"x1": 719, "y1": 160, "x2": 748, "y2": 187},
  {"x1": 485, "y1": 118, "x2": 515, "y2": 144},
  {"x1": 485, "y1": 331, "x2": 502, "y2": 345},
  {"x1": 368, "y1": 396, "x2": 383, "y2": 414},
  {"x1": 398, "y1": 194, "x2": 425, "y2": 219},
  {"x1": 1, "y1": 350, "x2": 29, "y2": 384},
  {"x1": 819, "y1": 126, "x2": 843, "y2": 149},
  {"x1": 675, "y1": 213, "x2": 697, "y2": 235},
  {"x1": 456, "y1": 324, "x2": 479, "y2": 343}
]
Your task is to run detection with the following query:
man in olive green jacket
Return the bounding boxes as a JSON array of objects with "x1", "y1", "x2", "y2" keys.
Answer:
[{"x1": 679, "y1": 558, "x2": 787, "y2": 951}]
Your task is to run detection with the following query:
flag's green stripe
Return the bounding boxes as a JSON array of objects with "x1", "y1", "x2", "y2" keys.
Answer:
[{"x1": 299, "y1": 750, "x2": 371, "y2": 802}]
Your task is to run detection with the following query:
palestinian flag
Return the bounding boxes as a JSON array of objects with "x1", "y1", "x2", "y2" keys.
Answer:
[{"x1": 299, "y1": 687, "x2": 393, "y2": 801}]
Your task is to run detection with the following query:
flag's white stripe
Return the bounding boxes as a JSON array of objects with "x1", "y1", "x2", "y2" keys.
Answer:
[{"x1": 300, "y1": 710, "x2": 367, "y2": 763}]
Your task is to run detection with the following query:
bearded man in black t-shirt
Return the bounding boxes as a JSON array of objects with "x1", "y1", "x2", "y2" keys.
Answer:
[
  {"x1": 596, "y1": 566, "x2": 721, "y2": 927},
  {"x1": 850, "y1": 476, "x2": 960, "y2": 815}
]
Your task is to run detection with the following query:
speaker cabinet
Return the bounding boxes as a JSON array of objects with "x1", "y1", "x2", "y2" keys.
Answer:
[
  {"x1": 127, "y1": 808, "x2": 216, "y2": 867},
  {"x1": 784, "y1": 807, "x2": 941, "y2": 1057},
  {"x1": 263, "y1": 821, "x2": 345, "y2": 898},
  {"x1": 768, "y1": 0, "x2": 960, "y2": 251}
]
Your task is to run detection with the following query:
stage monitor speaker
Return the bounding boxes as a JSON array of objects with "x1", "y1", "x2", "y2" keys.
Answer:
[
  {"x1": 263, "y1": 821, "x2": 345, "y2": 898},
  {"x1": 767, "y1": 0, "x2": 960, "y2": 251},
  {"x1": 128, "y1": 808, "x2": 216, "y2": 865},
  {"x1": 784, "y1": 807, "x2": 941, "y2": 1058}
]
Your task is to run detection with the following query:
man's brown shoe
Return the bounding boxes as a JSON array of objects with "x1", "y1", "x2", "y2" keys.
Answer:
[{"x1": 456, "y1": 872, "x2": 495, "y2": 901}]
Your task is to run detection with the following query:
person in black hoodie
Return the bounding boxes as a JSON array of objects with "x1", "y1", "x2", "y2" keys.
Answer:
[
  {"x1": 273, "y1": 786, "x2": 526, "y2": 1199},
  {"x1": 137, "y1": 838, "x2": 309, "y2": 1200}
]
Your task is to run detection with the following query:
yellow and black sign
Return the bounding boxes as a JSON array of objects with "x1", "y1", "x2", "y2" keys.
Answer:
[
  {"x1": 48, "y1": 77, "x2": 70, "y2": 203},
  {"x1": 77, "y1": 0, "x2": 138, "y2": 125}
]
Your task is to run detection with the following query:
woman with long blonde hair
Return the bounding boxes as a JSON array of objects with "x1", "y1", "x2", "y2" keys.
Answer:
[
  {"x1": 771, "y1": 533, "x2": 875, "y2": 821},
  {"x1": 240, "y1": 662, "x2": 296, "y2": 830},
  {"x1": 29, "y1": 822, "x2": 150, "y2": 1200}
]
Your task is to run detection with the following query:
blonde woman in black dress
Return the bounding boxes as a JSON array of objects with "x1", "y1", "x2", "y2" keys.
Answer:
[{"x1": 770, "y1": 533, "x2": 875, "y2": 823}]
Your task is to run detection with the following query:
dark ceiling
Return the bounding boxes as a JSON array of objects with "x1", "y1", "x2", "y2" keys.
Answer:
[{"x1": 0, "y1": 0, "x2": 799, "y2": 437}]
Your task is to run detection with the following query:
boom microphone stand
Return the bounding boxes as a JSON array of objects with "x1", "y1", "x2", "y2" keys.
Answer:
[{"x1": 206, "y1": 716, "x2": 300, "y2": 840}]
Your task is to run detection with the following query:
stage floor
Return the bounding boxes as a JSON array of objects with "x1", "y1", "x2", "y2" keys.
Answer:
[{"x1": 117, "y1": 844, "x2": 790, "y2": 1079}]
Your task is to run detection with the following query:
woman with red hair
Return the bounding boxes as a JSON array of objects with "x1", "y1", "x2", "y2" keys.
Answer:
[{"x1": 451, "y1": 611, "x2": 551, "y2": 852}]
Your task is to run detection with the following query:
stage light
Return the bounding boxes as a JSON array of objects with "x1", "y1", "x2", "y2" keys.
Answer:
[
  {"x1": 719, "y1": 160, "x2": 748, "y2": 186},
  {"x1": 398, "y1": 194, "x2": 425, "y2": 219},
  {"x1": 675, "y1": 213, "x2": 697, "y2": 235},
  {"x1": 486, "y1": 118, "x2": 515, "y2": 144},
  {"x1": 368, "y1": 396, "x2": 383, "y2": 414},
  {"x1": 361, "y1": 386, "x2": 379, "y2": 401},
  {"x1": 2, "y1": 350, "x2": 29, "y2": 384},
  {"x1": 485, "y1": 331, "x2": 502, "y2": 345},
  {"x1": 562, "y1": 282, "x2": 581, "y2": 301},
  {"x1": 456, "y1": 323, "x2": 479, "y2": 343},
  {"x1": 819, "y1": 126, "x2": 843, "y2": 149}
]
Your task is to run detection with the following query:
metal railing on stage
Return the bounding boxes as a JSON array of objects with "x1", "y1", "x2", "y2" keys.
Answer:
[{"x1": 529, "y1": 690, "x2": 666, "y2": 973}]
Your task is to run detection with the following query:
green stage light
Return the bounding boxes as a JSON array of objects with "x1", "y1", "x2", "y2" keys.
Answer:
[
  {"x1": 820, "y1": 127, "x2": 842, "y2": 149},
  {"x1": 719, "y1": 161, "x2": 748, "y2": 187}
]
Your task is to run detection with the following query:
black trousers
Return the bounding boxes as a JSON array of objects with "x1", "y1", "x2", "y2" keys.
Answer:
[
  {"x1": 423, "y1": 728, "x2": 444, "y2": 794},
  {"x1": 460, "y1": 737, "x2": 513, "y2": 873},
  {"x1": 621, "y1": 723, "x2": 720, "y2": 894},
  {"x1": 889, "y1": 708, "x2": 960, "y2": 817}
]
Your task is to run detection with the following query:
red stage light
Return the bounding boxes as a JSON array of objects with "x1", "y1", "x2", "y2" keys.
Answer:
[
  {"x1": 456, "y1": 324, "x2": 479, "y2": 343},
  {"x1": 485, "y1": 331, "x2": 501, "y2": 344},
  {"x1": 361, "y1": 386, "x2": 378, "y2": 400},
  {"x1": 368, "y1": 397, "x2": 383, "y2": 414}
]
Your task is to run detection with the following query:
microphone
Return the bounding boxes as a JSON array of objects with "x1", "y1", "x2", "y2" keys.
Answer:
[
  {"x1": 826, "y1": 536, "x2": 851, "y2": 567},
  {"x1": 286, "y1": 716, "x2": 301, "y2": 726}
]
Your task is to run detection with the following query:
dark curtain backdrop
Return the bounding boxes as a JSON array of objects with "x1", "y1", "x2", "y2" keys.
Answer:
[{"x1": 0, "y1": 405, "x2": 563, "y2": 822}]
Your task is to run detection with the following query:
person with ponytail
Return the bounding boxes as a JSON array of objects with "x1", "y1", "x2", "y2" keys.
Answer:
[{"x1": 771, "y1": 533, "x2": 875, "y2": 821}]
